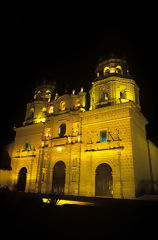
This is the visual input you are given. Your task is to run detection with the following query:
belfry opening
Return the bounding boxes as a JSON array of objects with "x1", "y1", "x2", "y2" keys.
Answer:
[
  {"x1": 95, "y1": 163, "x2": 113, "y2": 197},
  {"x1": 52, "y1": 161, "x2": 66, "y2": 195}
]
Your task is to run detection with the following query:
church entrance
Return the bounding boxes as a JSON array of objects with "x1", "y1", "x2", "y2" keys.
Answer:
[
  {"x1": 52, "y1": 161, "x2": 66, "y2": 195},
  {"x1": 17, "y1": 167, "x2": 27, "y2": 192},
  {"x1": 95, "y1": 163, "x2": 113, "y2": 197}
]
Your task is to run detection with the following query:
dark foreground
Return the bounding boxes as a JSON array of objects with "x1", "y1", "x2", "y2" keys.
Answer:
[{"x1": 0, "y1": 190, "x2": 158, "y2": 237}]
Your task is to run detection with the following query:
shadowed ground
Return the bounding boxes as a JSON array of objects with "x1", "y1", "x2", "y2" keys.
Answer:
[{"x1": 0, "y1": 190, "x2": 158, "y2": 237}]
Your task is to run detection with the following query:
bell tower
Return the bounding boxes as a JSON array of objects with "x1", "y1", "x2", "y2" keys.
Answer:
[
  {"x1": 89, "y1": 58, "x2": 140, "y2": 110},
  {"x1": 24, "y1": 80, "x2": 56, "y2": 126}
]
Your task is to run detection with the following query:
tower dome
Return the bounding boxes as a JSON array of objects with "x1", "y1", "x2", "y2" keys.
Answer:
[
  {"x1": 34, "y1": 80, "x2": 56, "y2": 102},
  {"x1": 95, "y1": 58, "x2": 131, "y2": 80}
]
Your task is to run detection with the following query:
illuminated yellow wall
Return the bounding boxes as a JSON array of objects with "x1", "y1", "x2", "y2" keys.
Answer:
[
  {"x1": 130, "y1": 107, "x2": 151, "y2": 196},
  {"x1": 148, "y1": 141, "x2": 158, "y2": 193},
  {"x1": 89, "y1": 77, "x2": 140, "y2": 110},
  {"x1": 1, "y1": 58, "x2": 157, "y2": 199},
  {"x1": 80, "y1": 102, "x2": 137, "y2": 198},
  {"x1": 9, "y1": 102, "x2": 139, "y2": 198},
  {"x1": 2, "y1": 99, "x2": 156, "y2": 198},
  {"x1": 10, "y1": 123, "x2": 43, "y2": 192},
  {"x1": 0, "y1": 170, "x2": 11, "y2": 187}
]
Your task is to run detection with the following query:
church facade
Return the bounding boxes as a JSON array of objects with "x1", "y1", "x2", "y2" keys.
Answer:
[{"x1": 1, "y1": 58, "x2": 158, "y2": 199}]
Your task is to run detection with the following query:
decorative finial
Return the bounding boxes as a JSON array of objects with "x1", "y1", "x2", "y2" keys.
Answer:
[{"x1": 55, "y1": 93, "x2": 59, "y2": 100}]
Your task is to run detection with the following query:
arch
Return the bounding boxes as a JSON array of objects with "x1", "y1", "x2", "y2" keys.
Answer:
[
  {"x1": 52, "y1": 161, "x2": 66, "y2": 195},
  {"x1": 103, "y1": 66, "x2": 110, "y2": 75},
  {"x1": 95, "y1": 163, "x2": 113, "y2": 197},
  {"x1": 16, "y1": 167, "x2": 27, "y2": 192},
  {"x1": 116, "y1": 65, "x2": 123, "y2": 74}
]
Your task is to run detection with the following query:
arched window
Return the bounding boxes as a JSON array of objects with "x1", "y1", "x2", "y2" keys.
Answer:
[
  {"x1": 116, "y1": 65, "x2": 123, "y2": 74},
  {"x1": 60, "y1": 101, "x2": 66, "y2": 111},
  {"x1": 46, "y1": 90, "x2": 51, "y2": 94},
  {"x1": 103, "y1": 67, "x2": 110, "y2": 75},
  {"x1": 58, "y1": 124, "x2": 66, "y2": 137},
  {"x1": 45, "y1": 90, "x2": 51, "y2": 100},
  {"x1": 48, "y1": 106, "x2": 54, "y2": 114}
]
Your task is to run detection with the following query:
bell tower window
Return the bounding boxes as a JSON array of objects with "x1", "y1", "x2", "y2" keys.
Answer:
[
  {"x1": 104, "y1": 67, "x2": 110, "y2": 75},
  {"x1": 116, "y1": 66, "x2": 122, "y2": 74},
  {"x1": 120, "y1": 89, "x2": 127, "y2": 99}
]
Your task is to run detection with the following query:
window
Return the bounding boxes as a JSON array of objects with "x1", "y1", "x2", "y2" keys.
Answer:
[
  {"x1": 104, "y1": 67, "x2": 110, "y2": 75},
  {"x1": 60, "y1": 101, "x2": 66, "y2": 111},
  {"x1": 116, "y1": 65, "x2": 122, "y2": 74},
  {"x1": 45, "y1": 90, "x2": 51, "y2": 100},
  {"x1": 46, "y1": 90, "x2": 51, "y2": 94},
  {"x1": 74, "y1": 99, "x2": 80, "y2": 108},
  {"x1": 58, "y1": 124, "x2": 66, "y2": 137},
  {"x1": 100, "y1": 131, "x2": 107, "y2": 142},
  {"x1": 45, "y1": 128, "x2": 51, "y2": 138},
  {"x1": 120, "y1": 90, "x2": 127, "y2": 99},
  {"x1": 105, "y1": 92, "x2": 108, "y2": 101},
  {"x1": 48, "y1": 106, "x2": 54, "y2": 114},
  {"x1": 120, "y1": 92, "x2": 123, "y2": 98},
  {"x1": 24, "y1": 142, "x2": 29, "y2": 151}
]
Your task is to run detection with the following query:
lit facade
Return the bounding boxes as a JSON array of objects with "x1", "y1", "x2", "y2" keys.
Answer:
[{"x1": 1, "y1": 58, "x2": 158, "y2": 198}]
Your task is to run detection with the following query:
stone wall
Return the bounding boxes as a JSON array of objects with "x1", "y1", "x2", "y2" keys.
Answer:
[
  {"x1": 148, "y1": 140, "x2": 158, "y2": 193},
  {"x1": 0, "y1": 170, "x2": 12, "y2": 188}
]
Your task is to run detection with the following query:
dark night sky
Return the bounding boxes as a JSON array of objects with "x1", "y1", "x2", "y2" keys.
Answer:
[{"x1": 1, "y1": 4, "x2": 158, "y2": 153}]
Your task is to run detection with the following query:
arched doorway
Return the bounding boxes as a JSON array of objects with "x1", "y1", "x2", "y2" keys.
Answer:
[
  {"x1": 17, "y1": 167, "x2": 27, "y2": 192},
  {"x1": 52, "y1": 161, "x2": 66, "y2": 195},
  {"x1": 95, "y1": 163, "x2": 113, "y2": 197}
]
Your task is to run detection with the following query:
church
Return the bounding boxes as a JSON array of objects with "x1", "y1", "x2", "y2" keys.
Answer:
[{"x1": 1, "y1": 58, "x2": 158, "y2": 199}]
